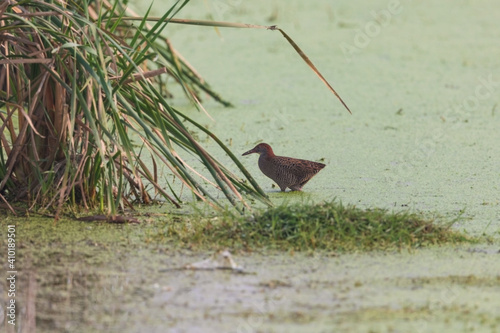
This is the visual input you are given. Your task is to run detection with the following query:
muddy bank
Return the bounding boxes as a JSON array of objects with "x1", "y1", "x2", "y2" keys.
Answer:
[{"x1": 1, "y1": 216, "x2": 498, "y2": 332}]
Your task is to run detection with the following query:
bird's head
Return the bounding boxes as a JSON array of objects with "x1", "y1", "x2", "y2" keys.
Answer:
[{"x1": 242, "y1": 143, "x2": 274, "y2": 156}]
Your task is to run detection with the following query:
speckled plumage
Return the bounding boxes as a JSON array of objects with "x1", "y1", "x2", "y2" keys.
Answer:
[{"x1": 242, "y1": 143, "x2": 325, "y2": 192}]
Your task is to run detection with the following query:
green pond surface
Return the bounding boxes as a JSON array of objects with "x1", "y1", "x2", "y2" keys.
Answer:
[
  {"x1": 160, "y1": 0, "x2": 500, "y2": 238},
  {"x1": 2, "y1": 0, "x2": 500, "y2": 332}
]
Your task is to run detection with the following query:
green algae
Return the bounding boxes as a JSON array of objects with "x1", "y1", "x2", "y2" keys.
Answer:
[
  {"x1": 0, "y1": 214, "x2": 498, "y2": 332},
  {"x1": 159, "y1": 0, "x2": 500, "y2": 240},
  {"x1": 0, "y1": 214, "x2": 180, "y2": 332}
]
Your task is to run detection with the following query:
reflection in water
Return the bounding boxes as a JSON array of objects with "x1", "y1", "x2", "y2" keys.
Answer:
[
  {"x1": 7, "y1": 256, "x2": 133, "y2": 332},
  {"x1": 2, "y1": 259, "x2": 37, "y2": 333},
  {"x1": 25, "y1": 269, "x2": 37, "y2": 333}
]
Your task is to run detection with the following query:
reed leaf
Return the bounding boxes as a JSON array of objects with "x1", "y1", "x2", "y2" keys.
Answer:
[{"x1": 112, "y1": 16, "x2": 352, "y2": 114}]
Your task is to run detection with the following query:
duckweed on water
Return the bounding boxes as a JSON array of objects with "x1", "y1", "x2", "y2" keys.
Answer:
[{"x1": 160, "y1": 201, "x2": 474, "y2": 251}]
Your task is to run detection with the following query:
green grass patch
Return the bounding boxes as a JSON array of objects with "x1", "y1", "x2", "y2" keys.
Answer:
[{"x1": 157, "y1": 201, "x2": 474, "y2": 251}]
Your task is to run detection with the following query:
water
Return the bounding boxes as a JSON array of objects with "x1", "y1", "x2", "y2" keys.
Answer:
[{"x1": 2, "y1": 1, "x2": 500, "y2": 332}]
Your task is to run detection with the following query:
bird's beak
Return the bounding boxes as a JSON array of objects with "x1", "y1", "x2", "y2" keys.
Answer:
[{"x1": 242, "y1": 148, "x2": 256, "y2": 156}]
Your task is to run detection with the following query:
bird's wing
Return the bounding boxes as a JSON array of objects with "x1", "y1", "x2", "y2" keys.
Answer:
[{"x1": 274, "y1": 156, "x2": 325, "y2": 183}]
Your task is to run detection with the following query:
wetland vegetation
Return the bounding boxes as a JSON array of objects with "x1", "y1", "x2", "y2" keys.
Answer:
[{"x1": 155, "y1": 201, "x2": 474, "y2": 251}]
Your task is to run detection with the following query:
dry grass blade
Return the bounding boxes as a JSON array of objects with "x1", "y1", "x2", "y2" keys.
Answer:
[
  {"x1": 0, "y1": 193, "x2": 16, "y2": 215},
  {"x1": 109, "y1": 67, "x2": 167, "y2": 84},
  {"x1": 169, "y1": 18, "x2": 269, "y2": 29},
  {"x1": 0, "y1": 58, "x2": 53, "y2": 64},
  {"x1": 0, "y1": 11, "x2": 60, "y2": 19},
  {"x1": 277, "y1": 28, "x2": 352, "y2": 114},
  {"x1": 117, "y1": 16, "x2": 352, "y2": 114},
  {"x1": 113, "y1": 16, "x2": 271, "y2": 29}
]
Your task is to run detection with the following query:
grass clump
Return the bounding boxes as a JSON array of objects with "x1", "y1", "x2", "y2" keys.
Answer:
[{"x1": 160, "y1": 201, "x2": 473, "y2": 251}]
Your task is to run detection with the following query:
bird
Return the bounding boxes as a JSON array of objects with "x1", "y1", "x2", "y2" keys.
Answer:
[{"x1": 242, "y1": 143, "x2": 325, "y2": 192}]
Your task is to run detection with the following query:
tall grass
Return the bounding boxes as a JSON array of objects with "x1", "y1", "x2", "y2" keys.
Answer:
[{"x1": 0, "y1": 0, "x2": 270, "y2": 217}]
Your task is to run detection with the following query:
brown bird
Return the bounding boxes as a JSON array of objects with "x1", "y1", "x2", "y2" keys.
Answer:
[{"x1": 242, "y1": 143, "x2": 325, "y2": 192}]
